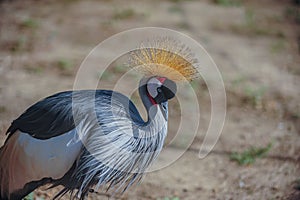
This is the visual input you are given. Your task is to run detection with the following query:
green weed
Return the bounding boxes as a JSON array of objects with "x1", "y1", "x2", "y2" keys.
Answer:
[
  {"x1": 99, "y1": 70, "x2": 113, "y2": 80},
  {"x1": 245, "y1": 8, "x2": 255, "y2": 27},
  {"x1": 270, "y1": 39, "x2": 286, "y2": 53},
  {"x1": 231, "y1": 76, "x2": 246, "y2": 87},
  {"x1": 177, "y1": 21, "x2": 190, "y2": 29},
  {"x1": 21, "y1": 18, "x2": 39, "y2": 29},
  {"x1": 113, "y1": 8, "x2": 136, "y2": 20},
  {"x1": 212, "y1": 0, "x2": 242, "y2": 7},
  {"x1": 190, "y1": 80, "x2": 199, "y2": 90},
  {"x1": 0, "y1": 106, "x2": 6, "y2": 113},
  {"x1": 230, "y1": 143, "x2": 272, "y2": 165},
  {"x1": 57, "y1": 59, "x2": 73, "y2": 71},
  {"x1": 244, "y1": 85, "x2": 266, "y2": 107},
  {"x1": 113, "y1": 64, "x2": 127, "y2": 73},
  {"x1": 168, "y1": 5, "x2": 183, "y2": 13},
  {"x1": 25, "y1": 65, "x2": 44, "y2": 74}
]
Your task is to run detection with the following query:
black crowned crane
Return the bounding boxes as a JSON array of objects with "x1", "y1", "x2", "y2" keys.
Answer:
[{"x1": 0, "y1": 39, "x2": 198, "y2": 200}]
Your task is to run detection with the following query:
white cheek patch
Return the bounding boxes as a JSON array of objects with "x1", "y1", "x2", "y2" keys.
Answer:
[{"x1": 147, "y1": 78, "x2": 162, "y2": 98}]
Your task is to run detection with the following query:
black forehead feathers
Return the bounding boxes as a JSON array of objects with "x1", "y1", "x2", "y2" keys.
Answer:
[{"x1": 161, "y1": 79, "x2": 177, "y2": 99}]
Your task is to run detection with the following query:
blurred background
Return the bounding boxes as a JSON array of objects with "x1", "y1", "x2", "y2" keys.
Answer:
[{"x1": 0, "y1": 0, "x2": 299, "y2": 199}]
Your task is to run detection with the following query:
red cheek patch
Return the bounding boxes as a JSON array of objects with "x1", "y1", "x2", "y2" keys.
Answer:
[
  {"x1": 147, "y1": 92, "x2": 157, "y2": 105},
  {"x1": 157, "y1": 77, "x2": 166, "y2": 84}
]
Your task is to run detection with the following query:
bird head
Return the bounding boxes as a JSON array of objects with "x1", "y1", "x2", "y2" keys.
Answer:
[
  {"x1": 146, "y1": 76, "x2": 177, "y2": 104},
  {"x1": 130, "y1": 38, "x2": 199, "y2": 105}
]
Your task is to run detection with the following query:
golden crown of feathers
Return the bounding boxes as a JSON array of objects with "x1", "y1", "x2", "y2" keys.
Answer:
[{"x1": 128, "y1": 37, "x2": 199, "y2": 82}]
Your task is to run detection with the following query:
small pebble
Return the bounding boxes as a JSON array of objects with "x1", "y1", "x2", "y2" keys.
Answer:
[{"x1": 239, "y1": 180, "x2": 245, "y2": 188}]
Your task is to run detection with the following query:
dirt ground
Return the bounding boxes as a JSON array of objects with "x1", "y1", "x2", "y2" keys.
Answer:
[{"x1": 0, "y1": 0, "x2": 300, "y2": 199}]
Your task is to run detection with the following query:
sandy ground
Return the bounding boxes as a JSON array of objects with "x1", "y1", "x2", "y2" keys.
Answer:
[{"x1": 0, "y1": 0, "x2": 299, "y2": 199}]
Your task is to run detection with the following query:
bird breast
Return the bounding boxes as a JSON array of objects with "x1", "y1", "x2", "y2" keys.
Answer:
[{"x1": 2, "y1": 130, "x2": 82, "y2": 194}]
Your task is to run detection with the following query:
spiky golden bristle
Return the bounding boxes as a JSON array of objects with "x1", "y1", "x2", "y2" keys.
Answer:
[{"x1": 128, "y1": 37, "x2": 199, "y2": 82}]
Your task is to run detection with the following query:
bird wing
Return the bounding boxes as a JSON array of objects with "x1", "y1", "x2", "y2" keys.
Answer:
[
  {"x1": 6, "y1": 91, "x2": 76, "y2": 140},
  {"x1": 5, "y1": 90, "x2": 144, "y2": 140}
]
